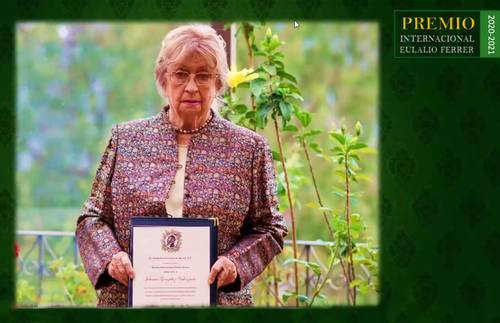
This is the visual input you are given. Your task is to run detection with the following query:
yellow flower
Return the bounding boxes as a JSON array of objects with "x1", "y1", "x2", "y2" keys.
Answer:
[{"x1": 226, "y1": 68, "x2": 259, "y2": 89}]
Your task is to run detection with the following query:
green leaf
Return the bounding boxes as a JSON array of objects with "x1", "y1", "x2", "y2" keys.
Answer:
[
  {"x1": 347, "y1": 135, "x2": 357, "y2": 146},
  {"x1": 256, "y1": 103, "x2": 272, "y2": 129},
  {"x1": 349, "y1": 143, "x2": 368, "y2": 151},
  {"x1": 309, "y1": 142, "x2": 322, "y2": 153},
  {"x1": 282, "y1": 124, "x2": 298, "y2": 132},
  {"x1": 282, "y1": 291, "x2": 295, "y2": 302},
  {"x1": 350, "y1": 153, "x2": 360, "y2": 161},
  {"x1": 308, "y1": 262, "x2": 322, "y2": 276},
  {"x1": 280, "y1": 82, "x2": 301, "y2": 94},
  {"x1": 296, "y1": 111, "x2": 311, "y2": 127},
  {"x1": 306, "y1": 203, "x2": 331, "y2": 213},
  {"x1": 350, "y1": 213, "x2": 365, "y2": 234},
  {"x1": 305, "y1": 202, "x2": 321, "y2": 209},
  {"x1": 319, "y1": 206, "x2": 333, "y2": 212},
  {"x1": 254, "y1": 50, "x2": 266, "y2": 57},
  {"x1": 262, "y1": 64, "x2": 277, "y2": 76},
  {"x1": 288, "y1": 92, "x2": 304, "y2": 101},
  {"x1": 233, "y1": 104, "x2": 248, "y2": 114},
  {"x1": 348, "y1": 157, "x2": 360, "y2": 169},
  {"x1": 245, "y1": 110, "x2": 255, "y2": 118},
  {"x1": 303, "y1": 129, "x2": 322, "y2": 137},
  {"x1": 297, "y1": 294, "x2": 309, "y2": 303},
  {"x1": 331, "y1": 215, "x2": 347, "y2": 232},
  {"x1": 283, "y1": 258, "x2": 322, "y2": 276},
  {"x1": 268, "y1": 34, "x2": 282, "y2": 52},
  {"x1": 282, "y1": 258, "x2": 300, "y2": 266},
  {"x1": 294, "y1": 133, "x2": 305, "y2": 141},
  {"x1": 272, "y1": 150, "x2": 282, "y2": 162},
  {"x1": 349, "y1": 279, "x2": 363, "y2": 289},
  {"x1": 329, "y1": 132, "x2": 346, "y2": 145},
  {"x1": 273, "y1": 52, "x2": 285, "y2": 60},
  {"x1": 274, "y1": 60, "x2": 284, "y2": 70},
  {"x1": 277, "y1": 70, "x2": 297, "y2": 84},
  {"x1": 331, "y1": 146, "x2": 344, "y2": 154},
  {"x1": 278, "y1": 101, "x2": 292, "y2": 124},
  {"x1": 250, "y1": 78, "x2": 266, "y2": 97},
  {"x1": 277, "y1": 180, "x2": 286, "y2": 196}
]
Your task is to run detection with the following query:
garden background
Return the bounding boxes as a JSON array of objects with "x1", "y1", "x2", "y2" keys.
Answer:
[{"x1": 15, "y1": 22, "x2": 379, "y2": 307}]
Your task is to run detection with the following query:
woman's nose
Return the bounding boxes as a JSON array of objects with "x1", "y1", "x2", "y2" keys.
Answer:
[{"x1": 185, "y1": 75, "x2": 199, "y2": 93}]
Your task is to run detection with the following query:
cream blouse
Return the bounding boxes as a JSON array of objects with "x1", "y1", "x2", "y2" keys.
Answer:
[{"x1": 165, "y1": 144, "x2": 188, "y2": 217}]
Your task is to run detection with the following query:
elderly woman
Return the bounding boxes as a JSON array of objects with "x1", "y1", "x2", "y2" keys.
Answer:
[{"x1": 76, "y1": 24, "x2": 287, "y2": 307}]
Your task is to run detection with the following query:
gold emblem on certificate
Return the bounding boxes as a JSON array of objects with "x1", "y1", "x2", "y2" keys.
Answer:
[{"x1": 161, "y1": 229, "x2": 182, "y2": 252}]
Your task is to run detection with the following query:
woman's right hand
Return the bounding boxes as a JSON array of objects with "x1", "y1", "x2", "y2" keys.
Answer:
[{"x1": 107, "y1": 251, "x2": 135, "y2": 286}]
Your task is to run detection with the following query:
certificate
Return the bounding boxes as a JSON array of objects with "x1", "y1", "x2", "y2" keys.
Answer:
[{"x1": 128, "y1": 217, "x2": 218, "y2": 307}]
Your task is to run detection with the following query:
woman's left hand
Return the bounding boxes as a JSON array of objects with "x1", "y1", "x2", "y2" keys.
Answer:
[{"x1": 208, "y1": 256, "x2": 237, "y2": 288}]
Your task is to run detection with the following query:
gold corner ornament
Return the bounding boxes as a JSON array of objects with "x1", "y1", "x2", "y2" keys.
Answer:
[{"x1": 209, "y1": 217, "x2": 219, "y2": 226}]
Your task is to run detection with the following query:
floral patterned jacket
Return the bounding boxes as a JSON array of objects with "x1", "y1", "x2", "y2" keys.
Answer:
[{"x1": 75, "y1": 106, "x2": 288, "y2": 307}]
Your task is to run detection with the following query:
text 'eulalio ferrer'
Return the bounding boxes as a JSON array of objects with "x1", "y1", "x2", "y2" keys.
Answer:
[{"x1": 395, "y1": 11, "x2": 480, "y2": 57}]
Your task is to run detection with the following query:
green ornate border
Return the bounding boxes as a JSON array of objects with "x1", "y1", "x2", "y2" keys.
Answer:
[{"x1": 2, "y1": 1, "x2": 500, "y2": 322}]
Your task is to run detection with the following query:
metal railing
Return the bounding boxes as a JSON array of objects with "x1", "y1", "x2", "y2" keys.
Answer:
[
  {"x1": 16, "y1": 231, "x2": 376, "y2": 304},
  {"x1": 16, "y1": 230, "x2": 80, "y2": 300}
]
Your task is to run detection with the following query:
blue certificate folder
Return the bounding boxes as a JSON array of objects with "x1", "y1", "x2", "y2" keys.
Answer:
[{"x1": 128, "y1": 216, "x2": 218, "y2": 307}]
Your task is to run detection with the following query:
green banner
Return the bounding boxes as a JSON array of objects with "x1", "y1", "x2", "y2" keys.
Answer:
[
  {"x1": 480, "y1": 11, "x2": 500, "y2": 58},
  {"x1": 394, "y1": 10, "x2": 500, "y2": 58}
]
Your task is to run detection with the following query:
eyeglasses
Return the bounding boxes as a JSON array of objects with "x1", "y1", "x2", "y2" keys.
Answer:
[{"x1": 169, "y1": 70, "x2": 217, "y2": 86}]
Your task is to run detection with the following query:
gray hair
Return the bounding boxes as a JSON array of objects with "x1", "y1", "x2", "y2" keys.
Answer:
[{"x1": 155, "y1": 24, "x2": 229, "y2": 103}]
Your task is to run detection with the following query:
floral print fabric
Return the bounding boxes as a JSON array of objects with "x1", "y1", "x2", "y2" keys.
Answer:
[{"x1": 75, "y1": 106, "x2": 287, "y2": 307}]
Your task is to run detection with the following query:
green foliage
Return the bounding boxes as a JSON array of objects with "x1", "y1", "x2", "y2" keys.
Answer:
[
  {"x1": 275, "y1": 153, "x2": 308, "y2": 211},
  {"x1": 17, "y1": 279, "x2": 36, "y2": 306},
  {"x1": 326, "y1": 122, "x2": 379, "y2": 300},
  {"x1": 49, "y1": 258, "x2": 96, "y2": 305},
  {"x1": 282, "y1": 291, "x2": 310, "y2": 304},
  {"x1": 224, "y1": 22, "x2": 379, "y2": 307},
  {"x1": 224, "y1": 27, "x2": 304, "y2": 130},
  {"x1": 283, "y1": 258, "x2": 322, "y2": 276}
]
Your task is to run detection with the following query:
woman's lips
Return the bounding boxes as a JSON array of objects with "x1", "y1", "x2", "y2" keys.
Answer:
[{"x1": 182, "y1": 100, "x2": 201, "y2": 107}]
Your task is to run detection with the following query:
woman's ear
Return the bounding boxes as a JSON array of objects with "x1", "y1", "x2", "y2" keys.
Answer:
[{"x1": 215, "y1": 78, "x2": 223, "y2": 92}]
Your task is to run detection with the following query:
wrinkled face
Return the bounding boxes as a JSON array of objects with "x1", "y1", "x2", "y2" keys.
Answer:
[{"x1": 164, "y1": 51, "x2": 221, "y2": 119}]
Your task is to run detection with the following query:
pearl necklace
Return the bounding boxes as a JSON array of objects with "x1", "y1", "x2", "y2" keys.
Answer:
[{"x1": 167, "y1": 109, "x2": 214, "y2": 134}]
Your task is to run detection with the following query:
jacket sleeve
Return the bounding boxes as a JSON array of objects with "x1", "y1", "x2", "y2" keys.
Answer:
[
  {"x1": 221, "y1": 136, "x2": 288, "y2": 292},
  {"x1": 75, "y1": 125, "x2": 122, "y2": 289}
]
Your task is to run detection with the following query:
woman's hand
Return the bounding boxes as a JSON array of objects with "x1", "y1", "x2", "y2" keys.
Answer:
[
  {"x1": 108, "y1": 251, "x2": 135, "y2": 286},
  {"x1": 208, "y1": 256, "x2": 237, "y2": 288}
]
